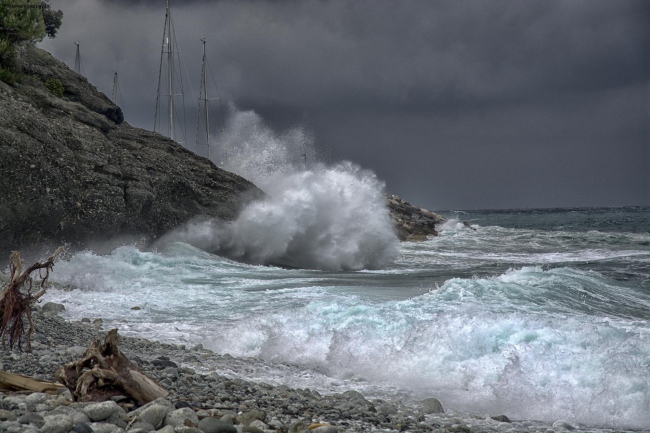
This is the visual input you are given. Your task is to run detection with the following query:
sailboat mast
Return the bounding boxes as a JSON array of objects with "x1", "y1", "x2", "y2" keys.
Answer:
[
  {"x1": 201, "y1": 38, "x2": 210, "y2": 159},
  {"x1": 74, "y1": 41, "x2": 81, "y2": 75},
  {"x1": 166, "y1": 0, "x2": 174, "y2": 141},
  {"x1": 112, "y1": 72, "x2": 119, "y2": 105}
]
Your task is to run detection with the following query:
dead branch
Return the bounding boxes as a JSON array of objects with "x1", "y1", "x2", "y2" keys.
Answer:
[
  {"x1": 0, "y1": 247, "x2": 63, "y2": 351},
  {"x1": 56, "y1": 329, "x2": 168, "y2": 406}
]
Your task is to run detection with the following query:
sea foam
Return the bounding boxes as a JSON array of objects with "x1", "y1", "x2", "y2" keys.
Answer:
[{"x1": 160, "y1": 109, "x2": 397, "y2": 270}]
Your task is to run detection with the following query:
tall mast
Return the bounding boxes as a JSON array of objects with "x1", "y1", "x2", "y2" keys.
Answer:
[
  {"x1": 166, "y1": 0, "x2": 174, "y2": 141},
  {"x1": 202, "y1": 38, "x2": 210, "y2": 158},
  {"x1": 155, "y1": 0, "x2": 176, "y2": 141},
  {"x1": 112, "y1": 72, "x2": 119, "y2": 105},
  {"x1": 74, "y1": 41, "x2": 81, "y2": 75}
]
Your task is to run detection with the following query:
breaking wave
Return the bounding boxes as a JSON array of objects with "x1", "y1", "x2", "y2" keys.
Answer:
[{"x1": 161, "y1": 110, "x2": 397, "y2": 270}]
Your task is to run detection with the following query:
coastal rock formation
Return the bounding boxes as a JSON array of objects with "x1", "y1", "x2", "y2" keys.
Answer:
[
  {"x1": 0, "y1": 45, "x2": 260, "y2": 256},
  {"x1": 0, "y1": 45, "x2": 441, "y2": 256},
  {"x1": 386, "y1": 194, "x2": 445, "y2": 241}
]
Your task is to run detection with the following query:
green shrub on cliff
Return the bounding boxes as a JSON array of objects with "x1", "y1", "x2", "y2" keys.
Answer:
[
  {"x1": 45, "y1": 77, "x2": 62, "y2": 96},
  {"x1": 0, "y1": 1, "x2": 62, "y2": 83}
]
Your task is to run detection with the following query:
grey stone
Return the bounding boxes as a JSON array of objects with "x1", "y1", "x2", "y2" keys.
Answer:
[
  {"x1": 174, "y1": 427, "x2": 203, "y2": 433},
  {"x1": 66, "y1": 346, "x2": 88, "y2": 357},
  {"x1": 83, "y1": 401, "x2": 121, "y2": 422},
  {"x1": 237, "y1": 409, "x2": 265, "y2": 425},
  {"x1": 70, "y1": 412, "x2": 91, "y2": 425},
  {"x1": 218, "y1": 415, "x2": 234, "y2": 425},
  {"x1": 72, "y1": 422, "x2": 94, "y2": 433},
  {"x1": 552, "y1": 420, "x2": 575, "y2": 430},
  {"x1": 248, "y1": 420, "x2": 269, "y2": 431},
  {"x1": 89, "y1": 422, "x2": 124, "y2": 433},
  {"x1": 288, "y1": 421, "x2": 308, "y2": 433},
  {"x1": 266, "y1": 419, "x2": 286, "y2": 430},
  {"x1": 42, "y1": 302, "x2": 66, "y2": 314},
  {"x1": 0, "y1": 410, "x2": 17, "y2": 421},
  {"x1": 130, "y1": 422, "x2": 155, "y2": 432},
  {"x1": 490, "y1": 415, "x2": 511, "y2": 423},
  {"x1": 310, "y1": 427, "x2": 339, "y2": 433},
  {"x1": 138, "y1": 404, "x2": 170, "y2": 430},
  {"x1": 377, "y1": 403, "x2": 398, "y2": 416},
  {"x1": 197, "y1": 417, "x2": 237, "y2": 433},
  {"x1": 18, "y1": 413, "x2": 45, "y2": 427},
  {"x1": 42, "y1": 414, "x2": 75, "y2": 433},
  {"x1": 241, "y1": 426, "x2": 264, "y2": 433},
  {"x1": 163, "y1": 408, "x2": 198, "y2": 428},
  {"x1": 105, "y1": 414, "x2": 127, "y2": 429},
  {"x1": 420, "y1": 397, "x2": 444, "y2": 414},
  {"x1": 156, "y1": 426, "x2": 175, "y2": 433},
  {"x1": 25, "y1": 392, "x2": 49, "y2": 406}
]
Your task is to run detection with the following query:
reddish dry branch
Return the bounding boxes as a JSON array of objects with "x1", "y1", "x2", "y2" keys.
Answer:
[
  {"x1": 0, "y1": 247, "x2": 63, "y2": 351},
  {"x1": 55, "y1": 329, "x2": 168, "y2": 406}
]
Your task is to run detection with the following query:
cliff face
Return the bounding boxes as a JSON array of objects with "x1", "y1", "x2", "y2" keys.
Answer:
[
  {"x1": 0, "y1": 45, "x2": 260, "y2": 255},
  {"x1": 386, "y1": 194, "x2": 445, "y2": 241}
]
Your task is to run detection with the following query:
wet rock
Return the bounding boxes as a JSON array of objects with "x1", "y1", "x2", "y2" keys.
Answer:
[
  {"x1": 18, "y1": 412, "x2": 44, "y2": 427},
  {"x1": 308, "y1": 424, "x2": 339, "y2": 433},
  {"x1": 238, "y1": 409, "x2": 266, "y2": 425},
  {"x1": 552, "y1": 420, "x2": 576, "y2": 430},
  {"x1": 386, "y1": 194, "x2": 445, "y2": 241},
  {"x1": 41, "y1": 302, "x2": 65, "y2": 315},
  {"x1": 72, "y1": 422, "x2": 94, "y2": 433},
  {"x1": 89, "y1": 422, "x2": 125, "y2": 433},
  {"x1": 41, "y1": 414, "x2": 74, "y2": 433},
  {"x1": 198, "y1": 417, "x2": 237, "y2": 433},
  {"x1": 0, "y1": 409, "x2": 17, "y2": 421},
  {"x1": 491, "y1": 414, "x2": 511, "y2": 423},
  {"x1": 152, "y1": 358, "x2": 178, "y2": 368},
  {"x1": 83, "y1": 400, "x2": 121, "y2": 422},
  {"x1": 164, "y1": 407, "x2": 199, "y2": 428},
  {"x1": 1, "y1": 45, "x2": 260, "y2": 256},
  {"x1": 420, "y1": 397, "x2": 444, "y2": 414},
  {"x1": 129, "y1": 422, "x2": 155, "y2": 432},
  {"x1": 138, "y1": 404, "x2": 170, "y2": 429},
  {"x1": 25, "y1": 392, "x2": 49, "y2": 407}
]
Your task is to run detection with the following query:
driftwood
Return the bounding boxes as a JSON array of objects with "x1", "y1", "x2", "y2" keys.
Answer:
[
  {"x1": 0, "y1": 370, "x2": 66, "y2": 393},
  {"x1": 0, "y1": 247, "x2": 63, "y2": 351},
  {"x1": 55, "y1": 329, "x2": 168, "y2": 406}
]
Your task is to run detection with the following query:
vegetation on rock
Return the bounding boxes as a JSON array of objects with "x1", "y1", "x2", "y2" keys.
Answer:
[
  {"x1": 0, "y1": 0, "x2": 62, "y2": 83},
  {"x1": 44, "y1": 76, "x2": 62, "y2": 96}
]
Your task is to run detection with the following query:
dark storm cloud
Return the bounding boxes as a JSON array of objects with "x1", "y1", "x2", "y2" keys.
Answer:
[
  {"x1": 91, "y1": 0, "x2": 649, "y2": 112},
  {"x1": 39, "y1": 0, "x2": 649, "y2": 209}
]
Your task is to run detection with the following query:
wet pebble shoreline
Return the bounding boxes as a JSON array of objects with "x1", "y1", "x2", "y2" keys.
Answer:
[{"x1": 0, "y1": 310, "x2": 642, "y2": 433}]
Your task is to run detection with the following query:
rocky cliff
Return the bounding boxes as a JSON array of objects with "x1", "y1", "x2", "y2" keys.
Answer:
[
  {"x1": 0, "y1": 45, "x2": 260, "y2": 256},
  {"x1": 386, "y1": 194, "x2": 445, "y2": 241},
  {"x1": 0, "y1": 45, "x2": 443, "y2": 258}
]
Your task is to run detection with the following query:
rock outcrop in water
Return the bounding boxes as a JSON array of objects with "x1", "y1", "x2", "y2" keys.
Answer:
[
  {"x1": 0, "y1": 45, "x2": 260, "y2": 256},
  {"x1": 386, "y1": 194, "x2": 445, "y2": 241}
]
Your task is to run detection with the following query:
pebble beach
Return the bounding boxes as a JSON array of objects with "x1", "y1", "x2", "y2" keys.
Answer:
[{"x1": 0, "y1": 305, "x2": 645, "y2": 433}]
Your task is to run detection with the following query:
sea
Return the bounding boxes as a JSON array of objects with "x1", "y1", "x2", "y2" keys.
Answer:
[{"x1": 41, "y1": 111, "x2": 650, "y2": 431}]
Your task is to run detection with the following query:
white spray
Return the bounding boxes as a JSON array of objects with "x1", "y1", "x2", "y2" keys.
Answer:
[{"x1": 162, "y1": 110, "x2": 397, "y2": 270}]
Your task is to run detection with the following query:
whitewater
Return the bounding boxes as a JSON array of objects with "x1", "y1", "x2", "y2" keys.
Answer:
[{"x1": 39, "y1": 111, "x2": 650, "y2": 430}]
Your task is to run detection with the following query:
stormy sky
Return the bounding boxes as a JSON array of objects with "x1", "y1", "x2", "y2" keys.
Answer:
[{"x1": 38, "y1": 0, "x2": 649, "y2": 211}]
